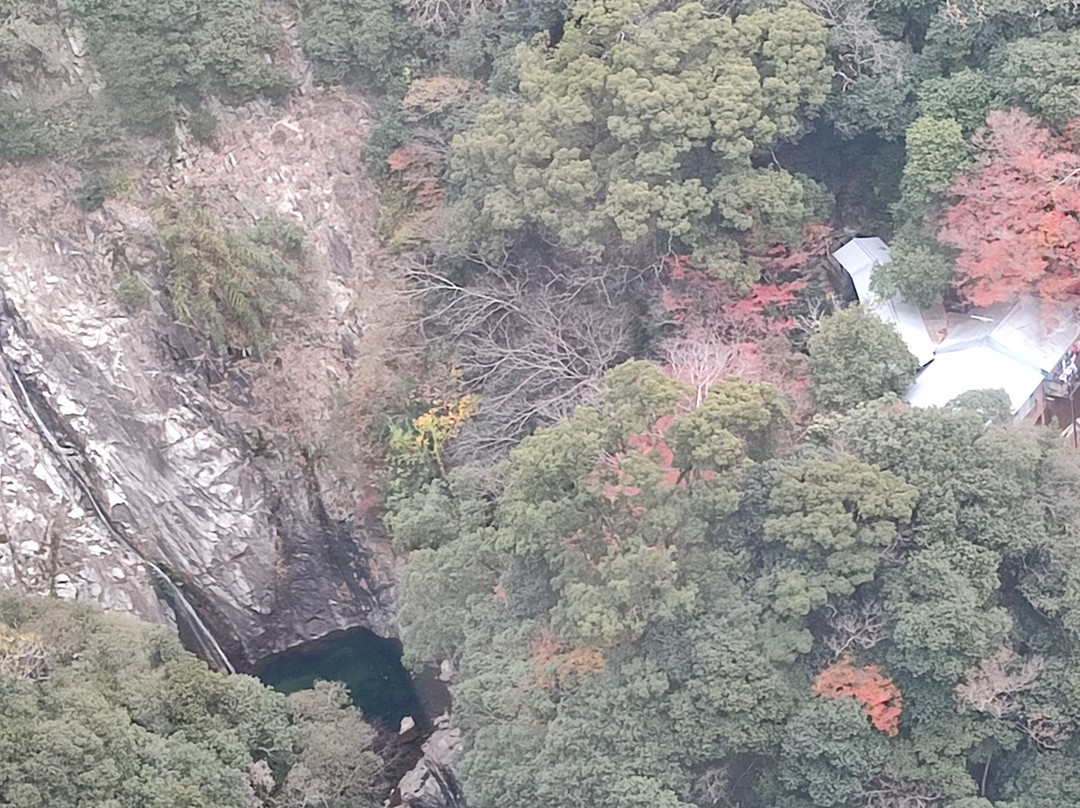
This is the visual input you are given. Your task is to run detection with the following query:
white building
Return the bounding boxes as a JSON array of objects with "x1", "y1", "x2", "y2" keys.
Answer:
[
  {"x1": 831, "y1": 237, "x2": 936, "y2": 366},
  {"x1": 832, "y1": 237, "x2": 1080, "y2": 423}
]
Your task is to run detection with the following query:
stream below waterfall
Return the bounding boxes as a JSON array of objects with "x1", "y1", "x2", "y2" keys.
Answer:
[{"x1": 252, "y1": 627, "x2": 450, "y2": 728}]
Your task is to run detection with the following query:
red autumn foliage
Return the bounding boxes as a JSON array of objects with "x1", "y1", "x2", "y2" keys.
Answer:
[
  {"x1": 661, "y1": 254, "x2": 807, "y2": 338},
  {"x1": 938, "y1": 108, "x2": 1080, "y2": 307},
  {"x1": 598, "y1": 412, "x2": 721, "y2": 506},
  {"x1": 386, "y1": 146, "x2": 414, "y2": 173},
  {"x1": 386, "y1": 143, "x2": 445, "y2": 208},
  {"x1": 660, "y1": 234, "x2": 820, "y2": 421},
  {"x1": 813, "y1": 654, "x2": 903, "y2": 737}
]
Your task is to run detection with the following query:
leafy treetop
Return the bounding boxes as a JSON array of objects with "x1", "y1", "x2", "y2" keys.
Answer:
[{"x1": 448, "y1": 0, "x2": 831, "y2": 283}]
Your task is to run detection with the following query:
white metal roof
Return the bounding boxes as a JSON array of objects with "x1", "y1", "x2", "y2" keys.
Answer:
[
  {"x1": 919, "y1": 298, "x2": 1080, "y2": 414},
  {"x1": 831, "y1": 237, "x2": 937, "y2": 365},
  {"x1": 904, "y1": 345, "x2": 1045, "y2": 412},
  {"x1": 832, "y1": 237, "x2": 1080, "y2": 417},
  {"x1": 832, "y1": 237, "x2": 885, "y2": 306},
  {"x1": 871, "y1": 297, "x2": 938, "y2": 368},
  {"x1": 984, "y1": 296, "x2": 1078, "y2": 374}
]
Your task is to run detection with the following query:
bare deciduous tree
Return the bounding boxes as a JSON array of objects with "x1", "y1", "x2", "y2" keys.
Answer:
[
  {"x1": 804, "y1": 0, "x2": 908, "y2": 89},
  {"x1": 407, "y1": 255, "x2": 640, "y2": 460},
  {"x1": 1021, "y1": 711, "x2": 1074, "y2": 750},
  {"x1": 823, "y1": 597, "x2": 888, "y2": 659},
  {"x1": 401, "y1": 0, "x2": 505, "y2": 32},
  {"x1": 692, "y1": 764, "x2": 737, "y2": 808},
  {"x1": 665, "y1": 333, "x2": 750, "y2": 408},
  {"x1": 956, "y1": 647, "x2": 1073, "y2": 749},
  {"x1": 956, "y1": 647, "x2": 1045, "y2": 718}
]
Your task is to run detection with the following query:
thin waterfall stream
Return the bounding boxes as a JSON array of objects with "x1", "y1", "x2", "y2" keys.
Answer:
[{"x1": 1, "y1": 345, "x2": 235, "y2": 673}]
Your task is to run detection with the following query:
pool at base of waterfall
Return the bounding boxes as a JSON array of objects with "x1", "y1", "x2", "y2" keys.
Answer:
[{"x1": 252, "y1": 627, "x2": 438, "y2": 728}]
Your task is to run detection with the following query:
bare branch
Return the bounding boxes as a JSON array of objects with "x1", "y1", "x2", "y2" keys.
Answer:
[
  {"x1": 956, "y1": 648, "x2": 1045, "y2": 718},
  {"x1": 665, "y1": 333, "x2": 752, "y2": 408},
  {"x1": 692, "y1": 764, "x2": 738, "y2": 808},
  {"x1": 804, "y1": 0, "x2": 908, "y2": 89},
  {"x1": 405, "y1": 256, "x2": 639, "y2": 461},
  {"x1": 0, "y1": 628, "x2": 49, "y2": 681},
  {"x1": 862, "y1": 775, "x2": 944, "y2": 808},
  {"x1": 1021, "y1": 711, "x2": 1074, "y2": 750},
  {"x1": 401, "y1": 0, "x2": 506, "y2": 32},
  {"x1": 823, "y1": 597, "x2": 888, "y2": 659}
]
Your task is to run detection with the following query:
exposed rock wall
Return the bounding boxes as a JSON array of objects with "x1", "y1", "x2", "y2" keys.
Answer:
[
  {"x1": 0, "y1": 88, "x2": 411, "y2": 666},
  {"x1": 397, "y1": 715, "x2": 467, "y2": 808}
]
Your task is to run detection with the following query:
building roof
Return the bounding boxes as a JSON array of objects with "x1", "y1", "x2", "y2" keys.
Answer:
[
  {"x1": 831, "y1": 237, "x2": 937, "y2": 365},
  {"x1": 904, "y1": 345, "x2": 1045, "y2": 412},
  {"x1": 832, "y1": 237, "x2": 1080, "y2": 417},
  {"x1": 909, "y1": 297, "x2": 1080, "y2": 412},
  {"x1": 969, "y1": 296, "x2": 1078, "y2": 374}
]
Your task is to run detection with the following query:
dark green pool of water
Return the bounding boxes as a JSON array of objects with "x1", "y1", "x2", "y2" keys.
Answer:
[{"x1": 253, "y1": 628, "x2": 422, "y2": 727}]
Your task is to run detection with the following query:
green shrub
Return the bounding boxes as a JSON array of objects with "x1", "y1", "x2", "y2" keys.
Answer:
[
  {"x1": 158, "y1": 203, "x2": 305, "y2": 357},
  {"x1": 364, "y1": 102, "x2": 406, "y2": 175},
  {"x1": 0, "y1": 91, "x2": 125, "y2": 163},
  {"x1": 0, "y1": 96, "x2": 51, "y2": 160},
  {"x1": 248, "y1": 212, "x2": 306, "y2": 258},
  {"x1": 189, "y1": 109, "x2": 219, "y2": 143},
  {"x1": 115, "y1": 274, "x2": 150, "y2": 310},
  {"x1": 300, "y1": 0, "x2": 421, "y2": 94},
  {"x1": 69, "y1": 0, "x2": 292, "y2": 135},
  {"x1": 870, "y1": 237, "x2": 953, "y2": 308},
  {"x1": 809, "y1": 306, "x2": 919, "y2": 411},
  {"x1": 75, "y1": 175, "x2": 107, "y2": 210},
  {"x1": 105, "y1": 173, "x2": 137, "y2": 199}
]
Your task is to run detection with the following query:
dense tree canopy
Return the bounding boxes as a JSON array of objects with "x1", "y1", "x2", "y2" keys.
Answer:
[
  {"x1": 300, "y1": 0, "x2": 420, "y2": 92},
  {"x1": 69, "y1": 0, "x2": 292, "y2": 131},
  {"x1": 391, "y1": 361, "x2": 1080, "y2": 808},
  {"x1": 0, "y1": 594, "x2": 386, "y2": 808},
  {"x1": 448, "y1": 0, "x2": 831, "y2": 281},
  {"x1": 808, "y1": 307, "x2": 918, "y2": 411}
]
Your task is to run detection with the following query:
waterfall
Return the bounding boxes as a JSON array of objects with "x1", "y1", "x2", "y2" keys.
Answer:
[{"x1": 3, "y1": 355, "x2": 236, "y2": 674}]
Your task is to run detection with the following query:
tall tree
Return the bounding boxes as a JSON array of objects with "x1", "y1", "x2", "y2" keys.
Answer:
[
  {"x1": 808, "y1": 307, "x2": 918, "y2": 411},
  {"x1": 760, "y1": 453, "x2": 918, "y2": 616},
  {"x1": 448, "y1": 0, "x2": 831, "y2": 281},
  {"x1": 938, "y1": 108, "x2": 1080, "y2": 306}
]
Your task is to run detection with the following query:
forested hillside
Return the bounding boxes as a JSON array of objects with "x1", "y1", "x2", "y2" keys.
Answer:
[
  {"x1": 377, "y1": 0, "x2": 1080, "y2": 805},
  {"x1": 395, "y1": 367, "x2": 1080, "y2": 807},
  {"x1": 4, "y1": 0, "x2": 1080, "y2": 806},
  {"x1": 0, "y1": 593, "x2": 388, "y2": 807}
]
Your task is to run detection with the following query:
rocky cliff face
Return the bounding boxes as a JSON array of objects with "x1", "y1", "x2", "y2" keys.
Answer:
[{"x1": 0, "y1": 85, "x2": 413, "y2": 666}]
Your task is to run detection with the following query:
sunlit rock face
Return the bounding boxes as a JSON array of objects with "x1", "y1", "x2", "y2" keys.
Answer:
[{"x1": 0, "y1": 91, "x2": 402, "y2": 665}]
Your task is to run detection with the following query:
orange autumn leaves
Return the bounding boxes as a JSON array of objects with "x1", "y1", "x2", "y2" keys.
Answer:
[
  {"x1": 813, "y1": 655, "x2": 903, "y2": 736},
  {"x1": 530, "y1": 627, "x2": 606, "y2": 690}
]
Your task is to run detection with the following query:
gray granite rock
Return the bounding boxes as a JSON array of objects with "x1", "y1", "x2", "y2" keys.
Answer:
[{"x1": 0, "y1": 188, "x2": 397, "y2": 668}]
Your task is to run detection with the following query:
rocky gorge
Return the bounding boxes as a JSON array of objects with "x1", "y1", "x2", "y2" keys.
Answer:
[{"x1": 0, "y1": 7, "x2": 467, "y2": 803}]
